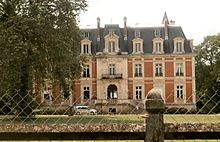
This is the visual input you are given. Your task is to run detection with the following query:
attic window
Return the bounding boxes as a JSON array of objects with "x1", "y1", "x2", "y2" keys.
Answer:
[
  {"x1": 109, "y1": 30, "x2": 115, "y2": 36},
  {"x1": 83, "y1": 32, "x2": 89, "y2": 39},
  {"x1": 134, "y1": 30, "x2": 140, "y2": 38},
  {"x1": 154, "y1": 29, "x2": 161, "y2": 37}
]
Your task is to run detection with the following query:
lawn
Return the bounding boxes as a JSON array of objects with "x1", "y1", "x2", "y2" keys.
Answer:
[{"x1": 0, "y1": 114, "x2": 220, "y2": 124}]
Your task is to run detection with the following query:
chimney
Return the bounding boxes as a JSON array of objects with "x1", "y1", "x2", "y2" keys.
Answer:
[
  {"x1": 96, "y1": 17, "x2": 100, "y2": 41},
  {"x1": 123, "y1": 16, "x2": 127, "y2": 40},
  {"x1": 162, "y1": 12, "x2": 169, "y2": 40}
]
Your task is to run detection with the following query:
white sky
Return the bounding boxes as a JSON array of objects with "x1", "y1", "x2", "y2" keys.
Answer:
[{"x1": 79, "y1": 0, "x2": 220, "y2": 45}]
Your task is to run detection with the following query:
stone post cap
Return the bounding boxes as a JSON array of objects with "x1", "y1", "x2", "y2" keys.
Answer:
[
  {"x1": 145, "y1": 89, "x2": 165, "y2": 112},
  {"x1": 146, "y1": 89, "x2": 162, "y2": 100}
]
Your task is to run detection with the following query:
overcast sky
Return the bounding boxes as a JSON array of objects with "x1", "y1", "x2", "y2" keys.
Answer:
[{"x1": 79, "y1": 0, "x2": 220, "y2": 45}]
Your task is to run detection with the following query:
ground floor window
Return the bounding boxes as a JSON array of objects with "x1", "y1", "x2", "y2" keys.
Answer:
[
  {"x1": 135, "y1": 86, "x2": 142, "y2": 99},
  {"x1": 83, "y1": 87, "x2": 90, "y2": 100}
]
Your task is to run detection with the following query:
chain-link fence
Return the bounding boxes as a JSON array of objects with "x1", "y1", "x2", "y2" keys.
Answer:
[{"x1": 0, "y1": 88, "x2": 220, "y2": 141}]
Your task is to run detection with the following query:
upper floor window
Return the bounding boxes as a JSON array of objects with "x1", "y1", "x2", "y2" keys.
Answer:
[
  {"x1": 155, "y1": 63, "x2": 163, "y2": 77},
  {"x1": 176, "y1": 42, "x2": 183, "y2": 52},
  {"x1": 81, "y1": 39, "x2": 91, "y2": 54},
  {"x1": 135, "y1": 86, "x2": 142, "y2": 99},
  {"x1": 173, "y1": 37, "x2": 185, "y2": 53},
  {"x1": 109, "y1": 64, "x2": 116, "y2": 75},
  {"x1": 176, "y1": 63, "x2": 184, "y2": 76},
  {"x1": 83, "y1": 44, "x2": 89, "y2": 53},
  {"x1": 135, "y1": 64, "x2": 142, "y2": 77},
  {"x1": 134, "y1": 30, "x2": 141, "y2": 38},
  {"x1": 152, "y1": 38, "x2": 164, "y2": 54},
  {"x1": 132, "y1": 38, "x2": 143, "y2": 54},
  {"x1": 104, "y1": 33, "x2": 119, "y2": 54},
  {"x1": 108, "y1": 41, "x2": 116, "y2": 52},
  {"x1": 135, "y1": 43, "x2": 141, "y2": 52},
  {"x1": 154, "y1": 29, "x2": 161, "y2": 37},
  {"x1": 82, "y1": 32, "x2": 89, "y2": 39},
  {"x1": 83, "y1": 65, "x2": 90, "y2": 78}
]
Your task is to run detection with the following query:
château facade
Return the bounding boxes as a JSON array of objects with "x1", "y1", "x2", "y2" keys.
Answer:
[{"x1": 36, "y1": 13, "x2": 196, "y2": 113}]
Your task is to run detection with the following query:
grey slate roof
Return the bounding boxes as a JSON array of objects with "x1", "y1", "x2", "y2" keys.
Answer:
[{"x1": 81, "y1": 25, "x2": 192, "y2": 55}]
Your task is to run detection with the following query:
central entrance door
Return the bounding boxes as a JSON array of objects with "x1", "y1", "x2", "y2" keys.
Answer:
[{"x1": 107, "y1": 84, "x2": 118, "y2": 99}]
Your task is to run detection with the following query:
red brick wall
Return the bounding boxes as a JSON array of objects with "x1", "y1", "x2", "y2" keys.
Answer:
[
  {"x1": 92, "y1": 81, "x2": 97, "y2": 99},
  {"x1": 52, "y1": 83, "x2": 61, "y2": 104},
  {"x1": 92, "y1": 59, "x2": 97, "y2": 78},
  {"x1": 186, "y1": 81, "x2": 193, "y2": 103},
  {"x1": 73, "y1": 81, "x2": 81, "y2": 104},
  {"x1": 165, "y1": 62, "x2": 174, "y2": 77},
  {"x1": 144, "y1": 62, "x2": 153, "y2": 77},
  {"x1": 165, "y1": 81, "x2": 174, "y2": 103},
  {"x1": 128, "y1": 59, "x2": 133, "y2": 78},
  {"x1": 145, "y1": 80, "x2": 153, "y2": 97},
  {"x1": 186, "y1": 61, "x2": 192, "y2": 77}
]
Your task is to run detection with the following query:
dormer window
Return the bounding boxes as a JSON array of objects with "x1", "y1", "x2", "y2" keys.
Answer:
[
  {"x1": 104, "y1": 32, "x2": 119, "y2": 54},
  {"x1": 134, "y1": 30, "x2": 140, "y2": 38},
  {"x1": 132, "y1": 38, "x2": 143, "y2": 54},
  {"x1": 154, "y1": 29, "x2": 161, "y2": 37},
  {"x1": 83, "y1": 44, "x2": 89, "y2": 53},
  {"x1": 81, "y1": 39, "x2": 92, "y2": 54},
  {"x1": 173, "y1": 37, "x2": 185, "y2": 53},
  {"x1": 82, "y1": 32, "x2": 89, "y2": 39},
  {"x1": 108, "y1": 41, "x2": 116, "y2": 52},
  {"x1": 152, "y1": 37, "x2": 164, "y2": 54}
]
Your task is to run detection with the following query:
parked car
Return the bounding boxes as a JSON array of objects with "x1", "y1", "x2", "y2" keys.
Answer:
[{"x1": 69, "y1": 105, "x2": 97, "y2": 115}]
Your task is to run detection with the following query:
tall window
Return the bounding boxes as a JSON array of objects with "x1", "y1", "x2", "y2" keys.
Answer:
[
  {"x1": 136, "y1": 86, "x2": 142, "y2": 99},
  {"x1": 155, "y1": 63, "x2": 163, "y2": 76},
  {"x1": 83, "y1": 65, "x2": 90, "y2": 77},
  {"x1": 83, "y1": 87, "x2": 90, "y2": 100},
  {"x1": 108, "y1": 41, "x2": 116, "y2": 52},
  {"x1": 135, "y1": 43, "x2": 141, "y2": 52},
  {"x1": 155, "y1": 42, "x2": 162, "y2": 53},
  {"x1": 83, "y1": 44, "x2": 89, "y2": 53},
  {"x1": 176, "y1": 42, "x2": 183, "y2": 52},
  {"x1": 176, "y1": 85, "x2": 183, "y2": 99},
  {"x1": 109, "y1": 64, "x2": 116, "y2": 75},
  {"x1": 135, "y1": 64, "x2": 142, "y2": 77},
  {"x1": 176, "y1": 63, "x2": 184, "y2": 76}
]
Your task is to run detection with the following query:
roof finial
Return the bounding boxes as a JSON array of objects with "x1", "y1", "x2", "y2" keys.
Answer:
[{"x1": 162, "y1": 11, "x2": 169, "y2": 25}]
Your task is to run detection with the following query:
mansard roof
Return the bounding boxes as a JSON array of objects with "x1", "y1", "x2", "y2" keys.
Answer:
[{"x1": 81, "y1": 24, "x2": 192, "y2": 55}]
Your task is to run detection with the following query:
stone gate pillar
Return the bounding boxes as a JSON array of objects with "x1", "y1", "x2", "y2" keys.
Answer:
[{"x1": 145, "y1": 89, "x2": 165, "y2": 142}]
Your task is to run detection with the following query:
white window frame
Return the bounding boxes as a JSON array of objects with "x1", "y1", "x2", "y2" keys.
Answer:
[
  {"x1": 108, "y1": 41, "x2": 116, "y2": 52},
  {"x1": 83, "y1": 65, "x2": 90, "y2": 78},
  {"x1": 109, "y1": 64, "x2": 116, "y2": 75},
  {"x1": 176, "y1": 62, "x2": 184, "y2": 76},
  {"x1": 152, "y1": 38, "x2": 164, "y2": 54},
  {"x1": 81, "y1": 39, "x2": 92, "y2": 54},
  {"x1": 135, "y1": 86, "x2": 142, "y2": 99},
  {"x1": 83, "y1": 86, "x2": 90, "y2": 100},
  {"x1": 134, "y1": 64, "x2": 142, "y2": 77},
  {"x1": 132, "y1": 38, "x2": 143, "y2": 54},
  {"x1": 155, "y1": 63, "x2": 163, "y2": 77},
  {"x1": 134, "y1": 30, "x2": 141, "y2": 38},
  {"x1": 173, "y1": 37, "x2": 185, "y2": 53}
]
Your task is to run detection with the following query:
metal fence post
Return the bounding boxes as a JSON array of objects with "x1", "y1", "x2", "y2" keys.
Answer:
[{"x1": 145, "y1": 89, "x2": 165, "y2": 142}]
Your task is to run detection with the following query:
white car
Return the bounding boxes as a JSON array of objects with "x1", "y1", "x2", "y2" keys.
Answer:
[{"x1": 69, "y1": 105, "x2": 97, "y2": 115}]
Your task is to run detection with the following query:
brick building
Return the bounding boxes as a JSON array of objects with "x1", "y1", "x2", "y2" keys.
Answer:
[{"x1": 37, "y1": 13, "x2": 196, "y2": 113}]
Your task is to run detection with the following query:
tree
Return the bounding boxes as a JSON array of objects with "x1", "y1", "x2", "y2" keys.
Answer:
[
  {"x1": 0, "y1": 0, "x2": 87, "y2": 117},
  {"x1": 194, "y1": 34, "x2": 220, "y2": 113}
]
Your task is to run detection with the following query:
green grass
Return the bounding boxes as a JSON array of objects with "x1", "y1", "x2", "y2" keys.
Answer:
[{"x1": 0, "y1": 114, "x2": 220, "y2": 124}]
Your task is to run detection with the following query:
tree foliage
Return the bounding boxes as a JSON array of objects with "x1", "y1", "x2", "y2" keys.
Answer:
[
  {"x1": 0, "y1": 0, "x2": 87, "y2": 116},
  {"x1": 195, "y1": 34, "x2": 220, "y2": 113}
]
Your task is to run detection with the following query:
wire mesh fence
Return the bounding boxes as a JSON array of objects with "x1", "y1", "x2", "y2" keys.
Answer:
[
  {"x1": 0, "y1": 88, "x2": 220, "y2": 141},
  {"x1": 0, "y1": 88, "x2": 220, "y2": 125}
]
